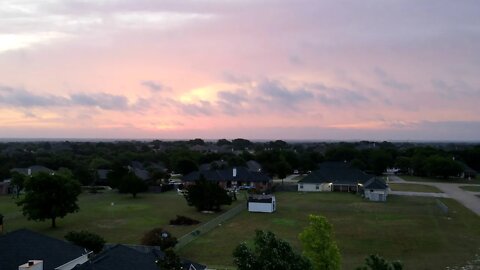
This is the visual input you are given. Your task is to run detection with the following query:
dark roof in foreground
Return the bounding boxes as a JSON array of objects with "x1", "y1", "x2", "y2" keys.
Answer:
[
  {"x1": 75, "y1": 245, "x2": 158, "y2": 270},
  {"x1": 364, "y1": 177, "x2": 389, "y2": 190},
  {"x1": 79, "y1": 244, "x2": 207, "y2": 270},
  {"x1": 0, "y1": 229, "x2": 85, "y2": 270},
  {"x1": 299, "y1": 162, "x2": 373, "y2": 185},
  {"x1": 183, "y1": 167, "x2": 271, "y2": 183}
]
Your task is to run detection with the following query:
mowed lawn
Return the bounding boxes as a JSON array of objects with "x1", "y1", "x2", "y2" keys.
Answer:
[
  {"x1": 178, "y1": 192, "x2": 480, "y2": 270},
  {"x1": 401, "y1": 175, "x2": 480, "y2": 184},
  {"x1": 388, "y1": 183, "x2": 443, "y2": 193},
  {"x1": 459, "y1": 185, "x2": 480, "y2": 192},
  {"x1": 0, "y1": 191, "x2": 240, "y2": 244}
]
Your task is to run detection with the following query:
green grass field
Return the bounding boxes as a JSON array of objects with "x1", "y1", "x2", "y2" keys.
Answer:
[
  {"x1": 388, "y1": 183, "x2": 443, "y2": 193},
  {"x1": 0, "y1": 191, "x2": 240, "y2": 244},
  {"x1": 401, "y1": 175, "x2": 480, "y2": 184},
  {"x1": 2, "y1": 190, "x2": 480, "y2": 270},
  {"x1": 459, "y1": 185, "x2": 480, "y2": 192},
  {"x1": 178, "y1": 192, "x2": 480, "y2": 270}
]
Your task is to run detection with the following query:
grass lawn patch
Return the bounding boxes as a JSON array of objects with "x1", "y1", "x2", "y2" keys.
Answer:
[
  {"x1": 389, "y1": 183, "x2": 443, "y2": 193},
  {"x1": 0, "y1": 190, "x2": 241, "y2": 244},
  {"x1": 178, "y1": 192, "x2": 480, "y2": 270},
  {"x1": 400, "y1": 175, "x2": 480, "y2": 184},
  {"x1": 459, "y1": 185, "x2": 480, "y2": 192}
]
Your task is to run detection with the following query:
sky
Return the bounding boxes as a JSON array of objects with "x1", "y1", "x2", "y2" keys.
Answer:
[{"x1": 0, "y1": 0, "x2": 480, "y2": 141}]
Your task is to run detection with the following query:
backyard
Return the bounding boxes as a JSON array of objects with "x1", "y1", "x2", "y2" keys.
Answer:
[
  {"x1": 178, "y1": 192, "x2": 480, "y2": 270},
  {"x1": 0, "y1": 190, "x2": 241, "y2": 244},
  {"x1": 2, "y1": 190, "x2": 480, "y2": 270}
]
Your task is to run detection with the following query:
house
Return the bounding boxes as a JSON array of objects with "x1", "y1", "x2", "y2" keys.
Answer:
[
  {"x1": 183, "y1": 167, "x2": 272, "y2": 191},
  {"x1": 0, "y1": 179, "x2": 11, "y2": 195},
  {"x1": 459, "y1": 162, "x2": 477, "y2": 179},
  {"x1": 298, "y1": 162, "x2": 389, "y2": 201},
  {"x1": 362, "y1": 177, "x2": 389, "y2": 202},
  {"x1": 128, "y1": 161, "x2": 151, "y2": 181},
  {"x1": 248, "y1": 194, "x2": 276, "y2": 213},
  {"x1": 75, "y1": 244, "x2": 206, "y2": 270},
  {"x1": 246, "y1": 160, "x2": 262, "y2": 172},
  {"x1": 0, "y1": 229, "x2": 90, "y2": 270},
  {"x1": 298, "y1": 162, "x2": 372, "y2": 192},
  {"x1": 96, "y1": 169, "x2": 111, "y2": 185},
  {"x1": 11, "y1": 165, "x2": 54, "y2": 176}
]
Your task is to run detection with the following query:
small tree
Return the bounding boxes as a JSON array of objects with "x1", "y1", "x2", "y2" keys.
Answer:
[
  {"x1": 299, "y1": 215, "x2": 341, "y2": 270},
  {"x1": 185, "y1": 176, "x2": 232, "y2": 212},
  {"x1": 118, "y1": 172, "x2": 148, "y2": 198},
  {"x1": 356, "y1": 254, "x2": 403, "y2": 270},
  {"x1": 17, "y1": 172, "x2": 81, "y2": 228},
  {"x1": 233, "y1": 230, "x2": 312, "y2": 270},
  {"x1": 156, "y1": 248, "x2": 183, "y2": 270},
  {"x1": 65, "y1": 230, "x2": 106, "y2": 253},
  {"x1": 141, "y1": 228, "x2": 177, "y2": 250}
]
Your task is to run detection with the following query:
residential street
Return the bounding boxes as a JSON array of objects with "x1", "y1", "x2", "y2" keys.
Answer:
[{"x1": 389, "y1": 175, "x2": 480, "y2": 216}]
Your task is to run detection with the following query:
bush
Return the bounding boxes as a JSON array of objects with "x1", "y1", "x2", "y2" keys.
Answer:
[
  {"x1": 141, "y1": 228, "x2": 177, "y2": 250},
  {"x1": 169, "y1": 215, "x2": 200, "y2": 226},
  {"x1": 65, "y1": 230, "x2": 105, "y2": 253}
]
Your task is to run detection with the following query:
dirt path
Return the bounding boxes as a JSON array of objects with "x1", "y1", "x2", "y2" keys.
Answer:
[{"x1": 390, "y1": 176, "x2": 480, "y2": 216}]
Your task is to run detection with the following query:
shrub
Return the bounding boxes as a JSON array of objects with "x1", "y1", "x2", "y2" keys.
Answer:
[
  {"x1": 65, "y1": 230, "x2": 106, "y2": 253},
  {"x1": 169, "y1": 215, "x2": 200, "y2": 226},
  {"x1": 141, "y1": 228, "x2": 177, "y2": 250}
]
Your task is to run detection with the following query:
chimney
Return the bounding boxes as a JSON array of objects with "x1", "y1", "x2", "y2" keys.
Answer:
[
  {"x1": 19, "y1": 260, "x2": 43, "y2": 270},
  {"x1": 27, "y1": 168, "x2": 32, "y2": 176},
  {"x1": 233, "y1": 168, "x2": 237, "y2": 177}
]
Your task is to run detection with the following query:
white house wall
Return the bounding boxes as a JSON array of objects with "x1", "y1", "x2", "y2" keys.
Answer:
[
  {"x1": 297, "y1": 183, "x2": 331, "y2": 192},
  {"x1": 248, "y1": 202, "x2": 274, "y2": 213},
  {"x1": 364, "y1": 189, "x2": 388, "y2": 202}
]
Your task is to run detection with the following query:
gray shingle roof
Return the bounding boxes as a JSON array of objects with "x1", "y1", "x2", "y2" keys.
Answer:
[
  {"x1": 0, "y1": 229, "x2": 86, "y2": 270},
  {"x1": 363, "y1": 177, "x2": 388, "y2": 190},
  {"x1": 74, "y1": 245, "x2": 158, "y2": 270},
  {"x1": 299, "y1": 162, "x2": 373, "y2": 185}
]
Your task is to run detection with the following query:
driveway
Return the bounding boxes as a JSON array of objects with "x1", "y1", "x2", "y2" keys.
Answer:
[{"x1": 390, "y1": 176, "x2": 480, "y2": 216}]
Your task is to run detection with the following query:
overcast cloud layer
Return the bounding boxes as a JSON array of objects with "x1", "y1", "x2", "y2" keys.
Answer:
[{"x1": 0, "y1": 0, "x2": 479, "y2": 141}]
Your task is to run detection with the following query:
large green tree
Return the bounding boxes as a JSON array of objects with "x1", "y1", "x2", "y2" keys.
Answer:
[
  {"x1": 233, "y1": 230, "x2": 312, "y2": 270},
  {"x1": 184, "y1": 176, "x2": 232, "y2": 212},
  {"x1": 117, "y1": 172, "x2": 148, "y2": 198},
  {"x1": 299, "y1": 215, "x2": 341, "y2": 270},
  {"x1": 17, "y1": 172, "x2": 81, "y2": 228}
]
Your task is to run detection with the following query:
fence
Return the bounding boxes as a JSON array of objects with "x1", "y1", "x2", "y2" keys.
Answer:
[
  {"x1": 175, "y1": 203, "x2": 246, "y2": 250},
  {"x1": 436, "y1": 199, "x2": 449, "y2": 215}
]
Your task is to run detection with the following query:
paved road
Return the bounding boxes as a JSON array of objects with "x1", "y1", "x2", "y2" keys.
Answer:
[{"x1": 389, "y1": 175, "x2": 480, "y2": 216}]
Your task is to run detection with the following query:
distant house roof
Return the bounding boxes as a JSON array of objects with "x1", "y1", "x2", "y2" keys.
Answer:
[
  {"x1": 246, "y1": 160, "x2": 262, "y2": 172},
  {"x1": 132, "y1": 168, "x2": 150, "y2": 181},
  {"x1": 0, "y1": 229, "x2": 86, "y2": 270},
  {"x1": 130, "y1": 161, "x2": 145, "y2": 170},
  {"x1": 183, "y1": 167, "x2": 271, "y2": 183},
  {"x1": 11, "y1": 165, "x2": 54, "y2": 176},
  {"x1": 363, "y1": 177, "x2": 388, "y2": 190},
  {"x1": 97, "y1": 169, "x2": 111, "y2": 180},
  {"x1": 299, "y1": 162, "x2": 373, "y2": 185}
]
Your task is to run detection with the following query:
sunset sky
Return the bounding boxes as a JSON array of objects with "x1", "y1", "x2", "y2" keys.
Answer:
[{"x1": 1, "y1": 0, "x2": 479, "y2": 141}]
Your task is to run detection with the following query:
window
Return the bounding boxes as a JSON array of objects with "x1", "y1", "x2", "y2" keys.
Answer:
[
  {"x1": 316, "y1": 184, "x2": 319, "y2": 190},
  {"x1": 299, "y1": 184, "x2": 303, "y2": 189}
]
